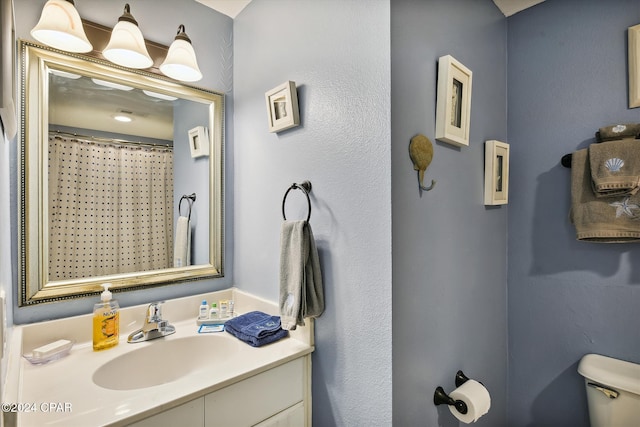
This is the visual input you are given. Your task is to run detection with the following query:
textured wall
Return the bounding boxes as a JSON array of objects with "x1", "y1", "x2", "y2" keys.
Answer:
[
  {"x1": 391, "y1": 0, "x2": 509, "y2": 425},
  {"x1": 233, "y1": 0, "x2": 392, "y2": 425},
  {"x1": 507, "y1": 0, "x2": 640, "y2": 425},
  {"x1": 11, "y1": 0, "x2": 234, "y2": 323}
]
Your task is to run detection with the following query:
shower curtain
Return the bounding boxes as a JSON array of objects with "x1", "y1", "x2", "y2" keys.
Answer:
[{"x1": 48, "y1": 134, "x2": 174, "y2": 281}]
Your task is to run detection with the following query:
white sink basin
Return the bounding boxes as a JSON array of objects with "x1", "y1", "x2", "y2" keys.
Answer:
[{"x1": 93, "y1": 335, "x2": 243, "y2": 390}]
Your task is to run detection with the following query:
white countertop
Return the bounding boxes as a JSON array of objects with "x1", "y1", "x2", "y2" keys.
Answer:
[{"x1": 4, "y1": 288, "x2": 314, "y2": 427}]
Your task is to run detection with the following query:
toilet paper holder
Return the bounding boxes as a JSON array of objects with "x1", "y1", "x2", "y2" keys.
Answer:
[{"x1": 433, "y1": 370, "x2": 471, "y2": 414}]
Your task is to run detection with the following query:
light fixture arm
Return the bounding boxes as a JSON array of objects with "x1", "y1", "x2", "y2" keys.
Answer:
[
  {"x1": 175, "y1": 25, "x2": 192, "y2": 43},
  {"x1": 118, "y1": 4, "x2": 138, "y2": 26}
]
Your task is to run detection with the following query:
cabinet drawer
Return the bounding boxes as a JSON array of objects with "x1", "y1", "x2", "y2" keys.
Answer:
[
  {"x1": 204, "y1": 358, "x2": 305, "y2": 427},
  {"x1": 128, "y1": 397, "x2": 205, "y2": 427},
  {"x1": 253, "y1": 402, "x2": 305, "y2": 427}
]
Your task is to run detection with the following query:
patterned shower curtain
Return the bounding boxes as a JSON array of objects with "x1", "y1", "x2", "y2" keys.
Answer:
[{"x1": 48, "y1": 134, "x2": 174, "y2": 281}]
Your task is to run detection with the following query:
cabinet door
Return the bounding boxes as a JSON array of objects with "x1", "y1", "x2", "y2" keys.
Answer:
[
  {"x1": 253, "y1": 402, "x2": 305, "y2": 427},
  {"x1": 128, "y1": 397, "x2": 204, "y2": 427},
  {"x1": 204, "y1": 358, "x2": 304, "y2": 427}
]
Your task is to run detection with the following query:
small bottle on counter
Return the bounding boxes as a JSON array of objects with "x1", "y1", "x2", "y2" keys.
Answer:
[
  {"x1": 198, "y1": 300, "x2": 208, "y2": 319},
  {"x1": 219, "y1": 300, "x2": 229, "y2": 318},
  {"x1": 209, "y1": 303, "x2": 218, "y2": 319}
]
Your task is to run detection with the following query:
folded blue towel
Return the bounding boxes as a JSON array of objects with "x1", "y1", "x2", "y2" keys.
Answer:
[{"x1": 225, "y1": 311, "x2": 289, "y2": 347}]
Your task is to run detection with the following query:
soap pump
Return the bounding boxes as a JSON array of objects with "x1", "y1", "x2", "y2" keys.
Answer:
[{"x1": 93, "y1": 283, "x2": 120, "y2": 351}]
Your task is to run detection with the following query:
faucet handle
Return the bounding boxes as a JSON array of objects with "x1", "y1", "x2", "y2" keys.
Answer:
[{"x1": 146, "y1": 301, "x2": 165, "y2": 323}]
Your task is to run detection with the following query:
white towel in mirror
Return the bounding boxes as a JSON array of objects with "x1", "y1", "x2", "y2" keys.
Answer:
[{"x1": 174, "y1": 216, "x2": 191, "y2": 267}]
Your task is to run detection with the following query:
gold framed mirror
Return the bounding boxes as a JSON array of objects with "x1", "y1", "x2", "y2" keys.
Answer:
[{"x1": 18, "y1": 40, "x2": 224, "y2": 305}]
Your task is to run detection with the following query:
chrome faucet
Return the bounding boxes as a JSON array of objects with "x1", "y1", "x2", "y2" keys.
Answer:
[{"x1": 127, "y1": 302, "x2": 176, "y2": 343}]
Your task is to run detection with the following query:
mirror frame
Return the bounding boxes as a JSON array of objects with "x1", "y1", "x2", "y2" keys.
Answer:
[{"x1": 18, "y1": 40, "x2": 225, "y2": 305}]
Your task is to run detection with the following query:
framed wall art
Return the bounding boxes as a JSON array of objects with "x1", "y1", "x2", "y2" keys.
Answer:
[
  {"x1": 484, "y1": 140, "x2": 509, "y2": 205},
  {"x1": 188, "y1": 125, "x2": 209, "y2": 158},
  {"x1": 629, "y1": 23, "x2": 640, "y2": 108},
  {"x1": 265, "y1": 80, "x2": 300, "y2": 133},
  {"x1": 435, "y1": 55, "x2": 472, "y2": 147}
]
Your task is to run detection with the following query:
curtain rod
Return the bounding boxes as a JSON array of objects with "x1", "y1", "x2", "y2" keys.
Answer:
[{"x1": 49, "y1": 130, "x2": 173, "y2": 150}]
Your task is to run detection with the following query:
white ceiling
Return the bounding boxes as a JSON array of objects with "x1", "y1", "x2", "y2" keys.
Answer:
[
  {"x1": 197, "y1": 0, "x2": 546, "y2": 19},
  {"x1": 195, "y1": 0, "x2": 252, "y2": 18},
  {"x1": 491, "y1": 0, "x2": 546, "y2": 17}
]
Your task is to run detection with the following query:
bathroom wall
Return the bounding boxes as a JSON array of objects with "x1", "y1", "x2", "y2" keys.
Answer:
[
  {"x1": 10, "y1": 0, "x2": 234, "y2": 323},
  {"x1": 0, "y1": 127, "x2": 14, "y2": 402},
  {"x1": 507, "y1": 0, "x2": 640, "y2": 425},
  {"x1": 391, "y1": 0, "x2": 508, "y2": 425},
  {"x1": 233, "y1": 0, "x2": 392, "y2": 425}
]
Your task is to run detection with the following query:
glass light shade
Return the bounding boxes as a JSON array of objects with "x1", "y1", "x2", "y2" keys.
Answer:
[
  {"x1": 102, "y1": 5, "x2": 152, "y2": 69},
  {"x1": 31, "y1": 0, "x2": 93, "y2": 53},
  {"x1": 160, "y1": 26, "x2": 202, "y2": 82}
]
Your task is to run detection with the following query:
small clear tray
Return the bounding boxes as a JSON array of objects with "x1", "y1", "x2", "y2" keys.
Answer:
[{"x1": 23, "y1": 339, "x2": 74, "y2": 365}]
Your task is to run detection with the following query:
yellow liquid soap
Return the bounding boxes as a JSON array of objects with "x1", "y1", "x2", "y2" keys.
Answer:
[
  {"x1": 93, "y1": 283, "x2": 120, "y2": 351},
  {"x1": 93, "y1": 308, "x2": 119, "y2": 351}
]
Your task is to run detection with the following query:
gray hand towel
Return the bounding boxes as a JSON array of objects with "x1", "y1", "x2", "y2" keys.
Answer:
[
  {"x1": 570, "y1": 148, "x2": 640, "y2": 242},
  {"x1": 589, "y1": 138, "x2": 640, "y2": 198},
  {"x1": 279, "y1": 220, "x2": 324, "y2": 330},
  {"x1": 596, "y1": 123, "x2": 640, "y2": 142}
]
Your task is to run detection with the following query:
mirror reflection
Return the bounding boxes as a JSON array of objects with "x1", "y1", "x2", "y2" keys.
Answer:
[{"x1": 19, "y1": 41, "x2": 224, "y2": 305}]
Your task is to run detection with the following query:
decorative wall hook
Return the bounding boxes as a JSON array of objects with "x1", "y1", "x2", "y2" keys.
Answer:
[{"x1": 409, "y1": 134, "x2": 436, "y2": 192}]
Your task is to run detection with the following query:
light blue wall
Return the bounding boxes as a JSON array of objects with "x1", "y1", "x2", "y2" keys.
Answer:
[
  {"x1": 233, "y1": 0, "x2": 392, "y2": 425},
  {"x1": 507, "y1": 0, "x2": 640, "y2": 426},
  {"x1": 0, "y1": 126, "x2": 14, "y2": 384},
  {"x1": 11, "y1": 0, "x2": 234, "y2": 323},
  {"x1": 391, "y1": 0, "x2": 508, "y2": 425}
]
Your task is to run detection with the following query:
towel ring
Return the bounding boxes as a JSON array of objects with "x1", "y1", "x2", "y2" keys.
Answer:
[
  {"x1": 179, "y1": 193, "x2": 196, "y2": 221},
  {"x1": 282, "y1": 181, "x2": 312, "y2": 222}
]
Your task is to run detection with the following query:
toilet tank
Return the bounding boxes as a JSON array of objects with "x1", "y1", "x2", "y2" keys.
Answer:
[{"x1": 578, "y1": 354, "x2": 640, "y2": 427}]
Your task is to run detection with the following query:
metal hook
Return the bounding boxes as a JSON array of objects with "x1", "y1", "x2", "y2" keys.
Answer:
[{"x1": 417, "y1": 172, "x2": 436, "y2": 191}]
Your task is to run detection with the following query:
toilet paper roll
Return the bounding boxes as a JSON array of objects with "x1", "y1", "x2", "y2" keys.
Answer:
[{"x1": 448, "y1": 379, "x2": 491, "y2": 424}]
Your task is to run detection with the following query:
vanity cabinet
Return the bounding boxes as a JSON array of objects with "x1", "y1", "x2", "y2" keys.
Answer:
[
  {"x1": 129, "y1": 356, "x2": 310, "y2": 427},
  {"x1": 128, "y1": 398, "x2": 205, "y2": 427}
]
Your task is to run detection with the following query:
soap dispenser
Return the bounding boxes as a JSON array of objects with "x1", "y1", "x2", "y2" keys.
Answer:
[{"x1": 93, "y1": 283, "x2": 120, "y2": 351}]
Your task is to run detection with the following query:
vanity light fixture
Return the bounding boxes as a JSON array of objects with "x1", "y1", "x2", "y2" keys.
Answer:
[
  {"x1": 31, "y1": 0, "x2": 93, "y2": 53},
  {"x1": 91, "y1": 78, "x2": 134, "y2": 91},
  {"x1": 159, "y1": 25, "x2": 203, "y2": 82},
  {"x1": 31, "y1": 3, "x2": 203, "y2": 82},
  {"x1": 112, "y1": 113, "x2": 133, "y2": 122},
  {"x1": 49, "y1": 69, "x2": 82, "y2": 79},
  {"x1": 103, "y1": 4, "x2": 153, "y2": 69},
  {"x1": 142, "y1": 90, "x2": 178, "y2": 101}
]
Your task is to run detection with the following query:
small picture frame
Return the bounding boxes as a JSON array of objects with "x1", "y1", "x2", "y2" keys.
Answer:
[
  {"x1": 435, "y1": 55, "x2": 473, "y2": 147},
  {"x1": 484, "y1": 140, "x2": 509, "y2": 205},
  {"x1": 188, "y1": 126, "x2": 209, "y2": 158},
  {"x1": 629, "y1": 23, "x2": 640, "y2": 108},
  {"x1": 265, "y1": 80, "x2": 300, "y2": 133}
]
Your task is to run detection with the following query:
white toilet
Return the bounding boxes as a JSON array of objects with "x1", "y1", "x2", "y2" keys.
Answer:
[{"x1": 578, "y1": 353, "x2": 640, "y2": 427}]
